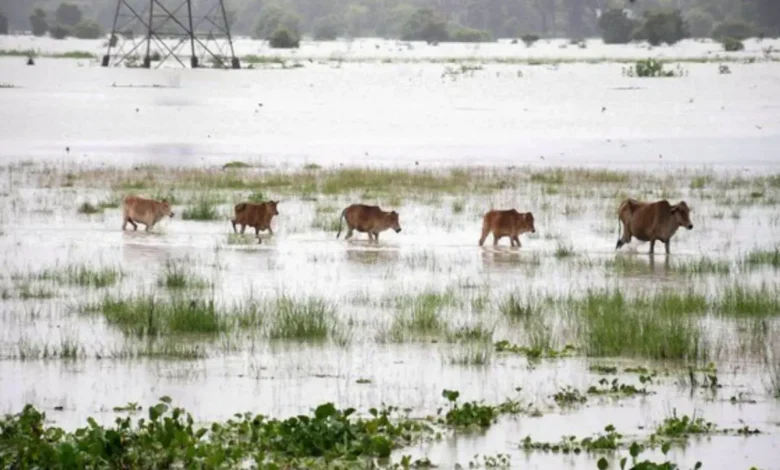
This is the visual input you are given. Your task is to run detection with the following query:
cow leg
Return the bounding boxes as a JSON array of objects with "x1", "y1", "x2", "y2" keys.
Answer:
[
  {"x1": 240, "y1": 224, "x2": 246, "y2": 234},
  {"x1": 374, "y1": 232, "x2": 379, "y2": 242},
  {"x1": 478, "y1": 222, "x2": 490, "y2": 246},
  {"x1": 513, "y1": 236, "x2": 522, "y2": 247},
  {"x1": 493, "y1": 234, "x2": 501, "y2": 246},
  {"x1": 267, "y1": 226, "x2": 274, "y2": 236},
  {"x1": 144, "y1": 223, "x2": 151, "y2": 232},
  {"x1": 616, "y1": 216, "x2": 632, "y2": 249},
  {"x1": 649, "y1": 240, "x2": 656, "y2": 255},
  {"x1": 255, "y1": 227, "x2": 260, "y2": 236},
  {"x1": 231, "y1": 219, "x2": 237, "y2": 234},
  {"x1": 123, "y1": 217, "x2": 137, "y2": 231},
  {"x1": 345, "y1": 227, "x2": 353, "y2": 240},
  {"x1": 665, "y1": 239, "x2": 671, "y2": 254}
]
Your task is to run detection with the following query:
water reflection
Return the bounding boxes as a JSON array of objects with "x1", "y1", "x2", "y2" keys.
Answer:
[{"x1": 345, "y1": 248, "x2": 400, "y2": 265}]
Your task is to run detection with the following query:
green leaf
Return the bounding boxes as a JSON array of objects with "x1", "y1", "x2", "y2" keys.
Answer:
[
  {"x1": 159, "y1": 396, "x2": 172, "y2": 404},
  {"x1": 314, "y1": 403, "x2": 337, "y2": 420},
  {"x1": 597, "y1": 457, "x2": 609, "y2": 470},
  {"x1": 620, "y1": 457, "x2": 627, "y2": 470},
  {"x1": 629, "y1": 441, "x2": 641, "y2": 458},
  {"x1": 149, "y1": 403, "x2": 167, "y2": 421},
  {"x1": 694, "y1": 463, "x2": 702, "y2": 470},
  {"x1": 661, "y1": 442, "x2": 671, "y2": 455}
]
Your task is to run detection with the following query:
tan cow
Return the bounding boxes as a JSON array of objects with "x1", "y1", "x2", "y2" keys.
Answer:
[
  {"x1": 336, "y1": 204, "x2": 402, "y2": 242},
  {"x1": 122, "y1": 195, "x2": 174, "y2": 232},
  {"x1": 615, "y1": 198, "x2": 693, "y2": 254},
  {"x1": 479, "y1": 209, "x2": 536, "y2": 247},
  {"x1": 231, "y1": 201, "x2": 279, "y2": 238}
]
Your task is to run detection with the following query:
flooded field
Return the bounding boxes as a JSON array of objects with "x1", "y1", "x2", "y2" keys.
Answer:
[{"x1": 1, "y1": 37, "x2": 779, "y2": 469}]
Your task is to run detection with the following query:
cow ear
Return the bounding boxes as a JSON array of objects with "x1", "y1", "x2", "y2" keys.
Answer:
[{"x1": 670, "y1": 206, "x2": 678, "y2": 213}]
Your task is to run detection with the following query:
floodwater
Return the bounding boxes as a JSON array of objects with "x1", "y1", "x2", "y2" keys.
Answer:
[{"x1": 1, "y1": 37, "x2": 780, "y2": 469}]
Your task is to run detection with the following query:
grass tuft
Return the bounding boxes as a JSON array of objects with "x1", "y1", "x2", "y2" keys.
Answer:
[
  {"x1": 182, "y1": 196, "x2": 220, "y2": 220},
  {"x1": 266, "y1": 296, "x2": 336, "y2": 341}
]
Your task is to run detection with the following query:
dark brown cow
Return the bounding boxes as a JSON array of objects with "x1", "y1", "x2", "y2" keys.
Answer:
[
  {"x1": 616, "y1": 198, "x2": 693, "y2": 254},
  {"x1": 479, "y1": 209, "x2": 536, "y2": 247},
  {"x1": 122, "y1": 195, "x2": 174, "y2": 232},
  {"x1": 231, "y1": 201, "x2": 279, "y2": 239},
  {"x1": 336, "y1": 204, "x2": 401, "y2": 242}
]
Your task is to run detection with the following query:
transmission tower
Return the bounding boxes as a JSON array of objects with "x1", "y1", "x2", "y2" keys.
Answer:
[{"x1": 102, "y1": 0, "x2": 240, "y2": 69}]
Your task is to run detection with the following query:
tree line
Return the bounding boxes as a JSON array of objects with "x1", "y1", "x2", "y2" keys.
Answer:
[{"x1": 1, "y1": 0, "x2": 778, "y2": 46}]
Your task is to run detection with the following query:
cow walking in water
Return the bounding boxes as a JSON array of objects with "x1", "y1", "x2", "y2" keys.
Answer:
[
  {"x1": 337, "y1": 204, "x2": 402, "y2": 242},
  {"x1": 616, "y1": 198, "x2": 693, "y2": 254}
]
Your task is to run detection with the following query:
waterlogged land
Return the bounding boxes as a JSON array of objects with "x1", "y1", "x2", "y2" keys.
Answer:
[
  {"x1": 1, "y1": 160, "x2": 779, "y2": 469},
  {"x1": 1, "y1": 36, "x2": 780, "y2": 469}
]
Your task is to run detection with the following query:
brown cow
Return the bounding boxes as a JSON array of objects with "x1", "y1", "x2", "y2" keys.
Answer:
[
  {"x1": 479, "y1": 209, "x2": 536, "y2": 247},
  {"x1": 231, "y1": 201, "x2": 279, "y2": 239},
  {"x1": 336, "y1": 204, "x2": 401, "y2": 242},
  {"x1": 615, "y1": 198, "x2": 693, "y2": 254},
  {"x1": 122, "y1": 195, "x2": 174, "y2": 232}
]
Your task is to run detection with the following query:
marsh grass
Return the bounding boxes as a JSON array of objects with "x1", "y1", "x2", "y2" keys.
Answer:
[
  {"x1": 17, "y1": 283, "x2": 56, "y2": 299},
  {"x1": 26, "y1": 264, "x2": 123, "y2": 288},
  {"x1": 226, "y1": 233, "x2": 256, "y2": 245},
  {"x1": 88, "y1": 295, "x2": 230, "y2": 337},
  {"x1": 670, "y1": 257, "x2": 731, "y2": 275},
  {"x1": 574, "y1": 290, "x2": 704, "y2": 360},
  {"x1": 714, "y1": 284, "x2": 780, "y2": 316},
  {"x1": 741, "y1": 248, "x2": 780, "y2": 269},
  {"x1": 182, "y1": 196, "x2": 220, "y2": 220},
  {"x1": 386, "y1": 291, "x2": 454, "y2": 341},
  {"x1": 311, "y1": 212, "x2": 341, "y2": 232},
  {"x1": 447, "y1": 323, "x2": 494, "y2": 343},
  {"x1": 266, "y1": 296, "x2": 336, "y2": 341},
  {"x1": 77, "y1": 202, "x2": 102, "y2": 214},
  {"x1": 498, "y1": 294, "x2": 537, "y2": 321},
  {"x1": 451, "y1": 199, "x2": 465, "y2": 214},
  {"x1": 158, "y1": 261, "x2": 209, "y2": 289},
  {"x1": 554, "y1": 241, "x2": 575, "y2": 258},
  {"x1": 447, "y1": 342, "x2": 492, "y2": 366},
  {"x1": 605, "y1": 256, "x2": 651, "y2": 274}
]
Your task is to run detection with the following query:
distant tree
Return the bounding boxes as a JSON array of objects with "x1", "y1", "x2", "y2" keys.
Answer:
[
  {"x1": 449, "y1": 25, "x2": 491, "y2": 43},
  {"x1": 268, "y1": 27, "x2": 299, "y2": 48},
  {"x1": 344, "y1": 4, "x2": 368, "y2": 36},
  {"x1": 55, "y1": 3, "x2": 82, "y2": 27},
  {"x1": 598, "y1": 8, "x2": 637, "y2": 44},
  {"x1": 685, "y1": 9, "x2": 715, "y2": 37},
  {"x1": 72, "y1": 19, "x2": 102, "y2": 39},
  {"x1": 0, "y1": 11, "x2": 8, "y2": 35},
  {"x1": 29, "y1": 8, "x2": 47, "y2": 37},
  {"x1": 253, "y1": 3, "x2": 301, "y2": 40},
  {"x1": 712, "y1": 20, "x2": 756, "y2": 40},
  {"x1": 401, "y1": 8, "x2": 449, "y2": 43},
  {"x1": 312, "y1": 15, "x2": 344, "y2": 40},
  {"x1": 49, "y1": 23, "x2": 70, "y2": 39},
  {"x1": 632, "y1": 10, "x2": 688, "y2": 46}
]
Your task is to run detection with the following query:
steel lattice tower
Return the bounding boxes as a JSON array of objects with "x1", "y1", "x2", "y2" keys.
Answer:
[{"x1": 102, "y1": 0, "x2": 240, "y2": 69}]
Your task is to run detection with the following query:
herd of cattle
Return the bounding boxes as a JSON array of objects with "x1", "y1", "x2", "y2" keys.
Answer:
[{"x1": 121, "y1": 194, "x2": 694, "y2": 254}]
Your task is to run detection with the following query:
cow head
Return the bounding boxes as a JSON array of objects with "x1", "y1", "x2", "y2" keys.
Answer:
[
  {"x1": 671, "y1": 201, "x2": 693, "y2": 230},
  {"x1": 160, "y1": 199, "x2": 174, "y2": 218},
  {"x1": 387, "y1": 210, "x2": 402, "y2": 233},
  {"x1": 524, "y1": 212, "x2": 536, "y2": 233},
  {"x1": 269, "y1": 200, "x2": 280, "y2": 216}
]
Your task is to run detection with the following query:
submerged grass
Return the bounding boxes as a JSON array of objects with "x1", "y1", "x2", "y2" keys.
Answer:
[
  {"x1": 574, "y1": 289, "x2": 705, "y2": 360},
  {"x1": 19, "y1": 264, "x2": 123, "y2": 288},
  {"x1": 181, "y1": 196, "x2": 220, "y2": 220},
  {"x1": 741, "y1": 247, "x2": 780, "y2": 269},
  {"x1": 158, "y1": 261, "x2": 209, "y2": 289},
  {"x1": 266, "y1": 296, "x2": 336, "y2": 341}
]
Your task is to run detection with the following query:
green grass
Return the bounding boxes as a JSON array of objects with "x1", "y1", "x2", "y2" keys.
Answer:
[
  {"x1": 226, "y1": 233, "x2": 256, "y2": 245},
  {"x1": 554, "y1": 242, "x2": 575, "y2": 258},
  {"x1": 266, "y1": 296, "x2": 336, "y2": 341},
  {"x1": 24, "y1": 264, "x2": 123, "y2": 288},
  {"x1": 181, "y1": 196, "x2": 220, "y2": 221},
  {"x1": 714, "y1": 284, "x2": 780, "y2": 317},
  {"x1": 574, "y1": 289, "x2": 705, "y2": 360},
  {"x1": 741, "y1": 247, "x2": 780, "y2": 268},
  {"x1": 498, "y1": 293, "x2": 536, "y2": 321},
  {"x1": 77, "y1": 202, "x2": 102, "y2": 214},
  {"x1": 223, "y1": 161, "x2": 251, "y2": 169},
  {"x1": 447, "y1": 342, "x2": 492, "y2": 366},
  {"x1": 386, "y1": 291, "x2": 454, "y2": 341},
  {"x1": 670, "y1": 257, "x2": 731, "y2": 275},
  {"x1": 311, "y1": 213, "x2": 341, "y2": 232},
  {"x1": 87, "y1": 295, "x2": 230, "y2": 337},
  {"x1": 158, "y1": 261, "x2": 209, "y2": 289}
]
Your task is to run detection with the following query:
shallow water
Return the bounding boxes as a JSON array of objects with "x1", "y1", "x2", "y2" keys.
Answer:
[{"x1": 1, "y1": 38, "x2": 779, "y2": 469}]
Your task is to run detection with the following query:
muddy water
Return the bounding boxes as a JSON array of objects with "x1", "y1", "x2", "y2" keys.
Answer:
[{"x1": 1, "y1": 38, "x2": 780, "y2": 469}]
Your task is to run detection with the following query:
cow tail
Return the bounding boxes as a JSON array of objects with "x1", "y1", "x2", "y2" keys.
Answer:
[{"x1": 336, "y1": 208, "x2": 346, "y2": 239}]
